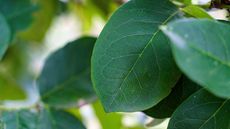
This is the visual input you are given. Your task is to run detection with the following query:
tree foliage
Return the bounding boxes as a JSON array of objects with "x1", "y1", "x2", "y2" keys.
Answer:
[{"x1": 0, "y1": 0, "x2": 230, "y2": 129}]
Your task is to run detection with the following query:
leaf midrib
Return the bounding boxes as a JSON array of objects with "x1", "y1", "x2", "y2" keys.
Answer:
[
  {"x1": 198, "y1": 99, "x2": 229, "y2": 129},
  {"x1": 188, "y1": 43, "x2": 230, "y2": 68},
  {"x1": 109, "y1": 10, "x2": 179, "y2": 108},
  {"x1": 41, "y1": 68, "x2": 90, "y2": 100}
]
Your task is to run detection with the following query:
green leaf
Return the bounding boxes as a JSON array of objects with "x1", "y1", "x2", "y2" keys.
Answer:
[
  {"x1": 0, "y1": 109, "x2": 86, "y2": 129},
  {"x1": 161, "y1": 19, "x2": 230, "y2": 98},
  {"x1": 168, "y1": 89, "x2": 230, "y2": 129},
  {"x1": 91, "y1": 0, "x2": 181, "y2": 112},
  {"x1": 144, "y1": 76, "x2": 201, "y2": 118},
  {"x1": 181, "y1": 5, "x2": 213, "y2": 19},
  {"x1": 0, "y1": 75, "x2": 26, "y2": 101},
  {"x1": 93, "y1": 101, "x2": 123, "y2": 129},
  {"x1": 0, "y1": 0, "x2": 37, "y2": 33},
  {"x1": 37, "y1": 37, "x2": 96, "y2": 107},
  {"x1": 0, "y1": 13, "x2": 11, "y2": 59}
]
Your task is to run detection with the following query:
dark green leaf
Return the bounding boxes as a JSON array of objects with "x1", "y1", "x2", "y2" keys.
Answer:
[
  {"x1": 168, "y1": 89, "x2": 230, "y2": 129},
  {"x1": 91, "y1": 0, "x2": 181, "y2": 112},
  {"x1": 0, "y1": 109, "x2": 86, "y2": 129},
  {"x1": 0, "y1": 13, "x2": 11, "y2": 59},
  {"x1": 144, "y1": 76, "x2": 200, "y2": 118},
  {"x1": 37, "y1": 37, "x2": 96, "y2": 107},
  {"x1": 0, "y1": 0, "x2": 37, "y2": 33},
  {"x1": 162, "y1": 19, "x2": 230, "y2": 98}
]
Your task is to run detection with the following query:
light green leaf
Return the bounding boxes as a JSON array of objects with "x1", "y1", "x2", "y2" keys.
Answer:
[
  {"x1": 0, "y1": 70, "x2": 26, "y2": 101},
  {"x1": 144, "y1": 76, "x2": 201, "y2": 118},
  {"x1": 91, "y1": 0, "x2": 181, "y2": 112},
  {"x1": 20, "y1": 0, "x2": 58, "y2": 42},
  {"x1": 162, "y1": 19, "x2": 230, "y2": 98},
  {"x1": 0, "y1": 109, "x2": 86, "y2": 129},
  {"x1": 181, "y1": 5, "x2": 213, "y2": 19},
  {"x1": 37, "y1": 37, "x2": 96, "y2": 107},
  {"x1": 93, "y1": 101, "x2": 123, "y2": 129},
  {"x1": 168, "y1": 89, "x2": 230, "y2": 129},
  {"x1": 0, "y1": 13, "x2": 11, "y2": 59}
]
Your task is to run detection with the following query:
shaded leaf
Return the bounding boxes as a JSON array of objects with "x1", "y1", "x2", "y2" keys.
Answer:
[
  {"x1": 168, "y1": 89, "x2": 230, "y2": 129},
  {"x1": 0, "y1": 0, "x2": 37, "y2": 33},
  {"x1": 0, "y1": 13, "x2": 11, "y2": 59},
  {"x1": 144, "y1": 76, "x2": 201, "y2": 118},
  {"x1": 162, "y1": 19, "x2": 230, "y2": 98},
  {"x1": 0, "y1": 108, "x2": 86, "y2": 129},
  {"x1": 37, "y1": 37, "x2": 96, "y2": 107},
  {"x1": 92, "y1": 0, "x2": 181, "y2": 112}
]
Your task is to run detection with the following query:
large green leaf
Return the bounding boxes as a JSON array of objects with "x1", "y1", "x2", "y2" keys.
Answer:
[
  {"x1": 168, "y1": 89, "x2": 230, "y2": 129},
  {"x1": 0, "y1": 13, "x2": 11, "y2": 59},
  {"x1": 37, "y1": 37, "x2": 96, "y2": 107},
  {"x1": 0, "y1": 0, "x2": 37, "y2": 33},
  {"x1": 162, "y1": 19, "x2": 230, "y2": 98},
  {"x1": 0, "y1": 109, "x2": 86, "y2": 129},
  {"x1": 144, "y1": 76, "x2": 201, "y2": 118},
  {"x1": 91, "y1": 0, "x2": 181, "y2": 112}
]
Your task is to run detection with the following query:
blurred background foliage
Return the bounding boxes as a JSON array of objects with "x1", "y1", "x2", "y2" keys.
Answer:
[{"x1": 0, "y1": 0, "x2": 228, "y2": 129}]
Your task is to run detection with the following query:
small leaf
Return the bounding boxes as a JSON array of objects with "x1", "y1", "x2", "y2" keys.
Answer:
[
  {"x1": 162, "y1": 19, "x2": 230, "y2": 98},
  {"x1": 37, "y1": 37, "x2": 96, "y2": 107},
  {"x1": 144, "y1": 76, "x2": 201, "y2": 119},
  {"x1": 92, "y1": 0, "x2": 181, "y2": 112},
  {"x1": 168, "y1": 89, "x2": 230, "y2": 129},
  {"x1": 0, "y1": 13, "x2": 11, "y2": 59},
  {"x1": 181, "y1": 5, "x2": 213, "y2": 19},
  {"x1": 0, "y1": 108, "x2": 86, "y2": 129}
]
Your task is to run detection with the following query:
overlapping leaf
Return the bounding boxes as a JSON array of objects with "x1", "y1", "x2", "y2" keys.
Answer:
[
  {"x1": 37, "y1": 37, "x2": 96, "y2": 107},
  {"x1": 92, "y1": 0, "x2": 181, "y2": 112},
  {"x1": 168, "y1": 89, "x2": 230, "y2": 129},
  {"x1": 0, "y1": 13, "x2": 11, "y2": 59},
  {"x1": 162, "y1": 19, "x2": 230, "y2": 98},
  {"x1": 144, "y1": 76, "x2": 200, "y2": 118},
  {"x1": 0, "y1": 109, "x2": 85, "y2": 129}
]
